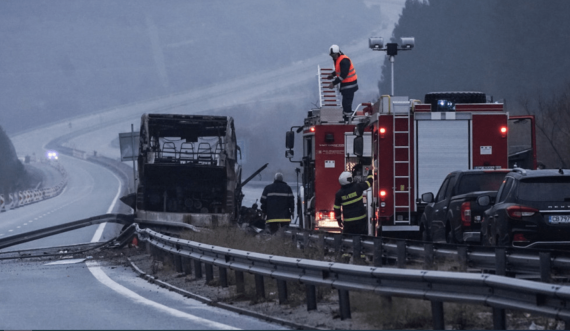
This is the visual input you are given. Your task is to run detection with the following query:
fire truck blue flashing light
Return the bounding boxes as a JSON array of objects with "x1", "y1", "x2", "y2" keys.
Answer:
[{"x1": 437, "y1": 99, "x2": 455, "y2": 111}]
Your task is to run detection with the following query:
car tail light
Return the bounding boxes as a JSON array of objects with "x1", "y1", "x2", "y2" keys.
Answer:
[
  {"x1": 513, "y1": 233, "x2": 529, "y2": 242},
  {"x1": 379, "y1": 127, "x2": 386, "y2": 139},
  {"x1": 500, "y1": 126, "x2": 507, "y2": 138},
  {"x1": 461, "y1": 202, "x2": 471, "y2": 227},
  {"x1": 329, "y1": 211, "x2": 335, "y2": 219},
  {"x1": 507, "y1": 205, "x2": 538, "y2": 219},
  {"x1": 380, "y1": 190, "x2": 387, "y2": 200}
]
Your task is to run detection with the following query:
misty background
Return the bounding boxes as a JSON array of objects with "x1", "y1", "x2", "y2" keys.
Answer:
[{"x1": 2, "y1": 0, "x2": 570, "y2": 190}]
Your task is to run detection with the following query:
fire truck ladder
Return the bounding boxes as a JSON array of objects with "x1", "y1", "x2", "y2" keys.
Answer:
[
  {"x1": 393, "y1": 111, "x2": 412, "y2": 224},
  {"x1": 318, "y1": 66, "x2": 341, "y2": 107}
]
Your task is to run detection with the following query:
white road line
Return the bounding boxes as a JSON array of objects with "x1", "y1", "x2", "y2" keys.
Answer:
[
  {"x1": 86, "y1": 261, "x2": 238, "y2": 330},
  {"x1": 90, "y1": 169, "x2": 122, "y2": 243}
]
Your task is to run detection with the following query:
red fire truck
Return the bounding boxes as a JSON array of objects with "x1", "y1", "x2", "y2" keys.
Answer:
[
  {"x1": 285, "y1": 67, "x2": 375, "y2": 233},
  {"x1": 286, "y1": 69, "x2": 537, "y2": 236}
]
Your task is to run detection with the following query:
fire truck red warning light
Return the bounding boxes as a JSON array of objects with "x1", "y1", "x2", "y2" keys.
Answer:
[{"x1": 500, "y1": 126, "x2": 508, "y2": 137}]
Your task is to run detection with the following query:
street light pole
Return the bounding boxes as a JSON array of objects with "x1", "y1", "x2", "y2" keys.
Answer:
[{"x1": 369, "y1": 37, "x2": 415, "y2": 96}]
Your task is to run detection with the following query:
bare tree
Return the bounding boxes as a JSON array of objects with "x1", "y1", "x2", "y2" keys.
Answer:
[{"x1": 521, "y1": 83, "x2": 570, "y2": 168}]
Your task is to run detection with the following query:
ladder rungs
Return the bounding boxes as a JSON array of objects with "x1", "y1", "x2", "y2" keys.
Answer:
[
  {"x1": 394, "y1": 161, "x2": 409, "y2": 163},
  {"x1": 394, "y1": 191, "x2": 410, "y2": 194},
  {"x1": 394, "y1": 176, "x2": 409, "y2": 178},
  {"x1": 395, "y1": 146, "x2": 409, "y2": 149},
  {"x1": 394, "y1": 131, "x2": 410, "y2": 133}
]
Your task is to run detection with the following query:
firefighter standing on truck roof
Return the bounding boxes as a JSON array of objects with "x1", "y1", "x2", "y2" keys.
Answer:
[
  {"x1": 260, "y1": 172, "x2": 295, "y2": 234},
  {"x1": 326, "y1": 44, "x2": 358, "y2": 121},
  {"x1": 334, "y1": 170, "x2": 373, "y2": 235}
]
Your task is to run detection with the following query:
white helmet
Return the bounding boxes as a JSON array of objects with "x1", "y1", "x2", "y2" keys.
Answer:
[
  {"x1": 329, "y1": 44, "x2": 340, "y2": 55},
  {"x1": 338, "y1": 171, "x2": 353, "y2": 185}
]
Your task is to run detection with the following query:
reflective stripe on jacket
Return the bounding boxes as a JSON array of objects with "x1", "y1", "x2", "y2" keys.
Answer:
[
  {"x1": 260, "y1": 180, "x2": 295, "y2": 223},
  {"x1": 333, "y1": 175, "x2": 373, "y2": 222}
]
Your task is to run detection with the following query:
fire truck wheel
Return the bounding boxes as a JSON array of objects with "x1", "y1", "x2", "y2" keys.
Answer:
[{"x1": 424, "y1": 92, "x2": 487, "y2": 109}]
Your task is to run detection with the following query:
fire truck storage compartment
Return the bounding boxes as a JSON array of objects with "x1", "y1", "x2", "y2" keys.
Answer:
[{"x1": 415, "y1": 119, "x2": 470, "y2": 202}]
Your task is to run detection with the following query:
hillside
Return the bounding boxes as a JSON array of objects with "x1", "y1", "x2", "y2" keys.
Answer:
[{"x1": 0, "y1": 0, "x2": 391, "y2": 135}]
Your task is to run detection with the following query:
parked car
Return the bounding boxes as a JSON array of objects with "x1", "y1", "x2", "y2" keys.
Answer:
[
  {"x1": 479, "y1": 168, "x2": 570, "y2": 248},
  {"x1": 420, "y1": 169, "x2": 509, "y2": 243}
]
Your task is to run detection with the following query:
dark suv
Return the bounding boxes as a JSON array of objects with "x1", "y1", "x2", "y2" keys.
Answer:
[
  {"x1": 420, "y1": 169, "x2": 508, "y2": 243},
  {"x1": 479, "y1": 168, "x2": 570, "y2": 248}
]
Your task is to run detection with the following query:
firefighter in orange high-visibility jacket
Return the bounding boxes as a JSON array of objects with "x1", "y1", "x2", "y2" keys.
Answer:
[
  {"x1": 260, "y1": 172, "x2": 295, "y2": 234},
  {"x1": 334, "y1": 171, "x2": 373, "y2": 235},
  {"x1": 326, "y1": 44, "x2": 358, "y2": 121}
]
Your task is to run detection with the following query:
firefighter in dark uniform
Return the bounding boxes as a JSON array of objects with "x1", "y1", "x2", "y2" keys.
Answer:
[
  {"x1": 260, "y1": 172, "x2": 295, "y2": 234},
  {"x1": 326, "y1": 44, "x2": 359, "y2": 121},
  {"x1": 333, "y1": 170, "x2": 373, "y2": 235}
]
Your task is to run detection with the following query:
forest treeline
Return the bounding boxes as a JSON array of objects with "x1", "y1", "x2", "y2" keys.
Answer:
[
  {"x1": 0, "y1": 126, "x2": 30, "y2": 194},
  {"x1": 380, "y1": 0, "x2": 570, "y2": 167}
]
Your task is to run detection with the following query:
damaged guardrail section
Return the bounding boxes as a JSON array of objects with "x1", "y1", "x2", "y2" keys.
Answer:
[{"x1": 133, "y1": 224, "x2": 570, "y2": 330}]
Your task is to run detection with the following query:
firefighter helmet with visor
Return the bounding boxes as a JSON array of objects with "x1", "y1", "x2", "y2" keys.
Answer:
[{"x1": 338, "y1": 171, "x2": 353, "y2": 185}]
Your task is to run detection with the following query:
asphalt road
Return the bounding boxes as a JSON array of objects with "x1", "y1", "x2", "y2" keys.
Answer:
[{"x1": 0, "y1": 155, "x2": 286, "y2": 329}]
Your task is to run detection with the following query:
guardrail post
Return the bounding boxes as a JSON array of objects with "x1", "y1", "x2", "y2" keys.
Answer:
[
  {"x1": 182, "y1": 257, "x2": 192, "y2": 276},
  {"x1": 306, "y1": 284, "x2": 317, "y2": 311},
  {"x1": 353, "y1": 235, "x2": 363, "y2": 263},
  {"x1": 205, "y1": 263, "x2": 214, "y2": 283},
  {"x1": 492, "y1": 308, "x2": 506, "y2": 330},
  {"x1": 495, "y1": 247, "x2": 506, "y2": 276},
  {"x1": 494, "y1": 247, "x2": 507, "y2": 330},
  {"x1": 219, "y1": 267, "x2": 228, "y2": 287},
  {"x1": 173, "y1": 254, "x2": 183, "y2": 273},
  {"x1": 334, "y1": 234, "x2": 342, "y2": 260},
  {"x1": 397, "y1": 240, "x2": 406, "y2": 268},
  {"x1": 338, "y1": 289, "x2": 351, "y2": 320},
  {"x1": 303, "y1": 231, "x2": 310, "y2": 250},
  {"x1": 255, "y1": 274, "x2": 265, "y2": 299},
  {"x1": 457, "y1": 245, "x2": 468, "y2": 271},
  {"x1": 424, "y1": 243, "x2": 434, "y2": 269},
  {"x1": 318, "y1": 232, "x2": 325, "y2": 256},
  {"x1": 373, "y1": 237, "x2": 383, "y2": 267},
  {"x1": 540, "y1": 252, "x2": 551, "y2": 283},
  {"x1": 277, "y1": 279, "x2": 288, "y2": 304},
  {"x1": 431, "y1": 301, "x2": 444, "y2": 330},
  {"x1": 194, "y1": 260, "x2": 203, "y2": 279},
  {"x1": 145, "y1": 241, "x2": 151, "y2": 255},
  {"x1": 235, "y1": 271, "x2": 245, "y2": 295}
]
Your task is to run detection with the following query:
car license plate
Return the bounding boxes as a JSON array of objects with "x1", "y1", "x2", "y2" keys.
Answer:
[{"x1": 549, "y1": 215, "x2": 570, "y2": 224}]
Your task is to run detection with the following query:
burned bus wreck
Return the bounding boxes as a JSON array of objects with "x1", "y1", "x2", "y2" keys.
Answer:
[{"x1": 133, "y1": 114, "x2": 244, "y2": 228}]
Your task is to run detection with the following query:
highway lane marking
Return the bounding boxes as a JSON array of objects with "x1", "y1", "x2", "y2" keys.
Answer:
[
  {"x1": 90, "y1": 168, "x2": 122, "y2": 243},
  {"x1": 86, "y1": 261, "x2": 239, "y2": 330}
]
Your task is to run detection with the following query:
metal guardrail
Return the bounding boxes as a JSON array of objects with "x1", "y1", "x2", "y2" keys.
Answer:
[
  {"x1": 285, "y1": 228, "x2": 570, "y2": 282},
  {"x1": 131, "y1": 224, "x2": 570, "y2": 329},
  {"x1": 1, "y1": 161, "x2": 68, "y2": 212},
  {"x1": 3, "y1": 214, "x2": 570, "y2": 329}
]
